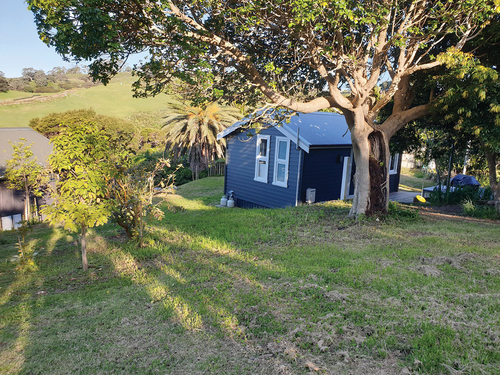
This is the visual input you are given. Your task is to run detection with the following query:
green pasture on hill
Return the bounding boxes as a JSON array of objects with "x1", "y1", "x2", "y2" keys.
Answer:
[
  {"x1": 0, "y1": 73, "x2": 178, "y2": 128},
  {"x1": 1, "y1": 177, "x2": 499, "y2": 374}
]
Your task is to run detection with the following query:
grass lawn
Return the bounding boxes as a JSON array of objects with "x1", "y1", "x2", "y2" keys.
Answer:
[
  {"x1": 1, "y1": 177, "x2": 499, "y2": 374},
  {"x1": 0, "y1": 73, "x2": 179, "y2": 128},
  {"x1": 399, "y1": 168, "x2": 436, "y2": 192}
]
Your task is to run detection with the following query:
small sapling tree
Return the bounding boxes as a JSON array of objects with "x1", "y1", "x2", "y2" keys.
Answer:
[
  {"x1": 15, "y1": 220, "x2": 38, "y2": 272},
  {"x1": 108, "y1": 158, "x2": 177, "y2": 247},
  {"x1": 42, "y1": 121, "x2": 120, "y2": 271},
  {"x1": 5, "y1": 138, "x2": 49, "y2": 222}
]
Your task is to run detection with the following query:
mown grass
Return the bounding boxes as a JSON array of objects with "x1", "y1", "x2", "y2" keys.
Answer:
[
  {"x1": 399, "y1": 168, "x2": 436, "y2": 192},
  {"x1": 0, "y1": 73, "x2": 179, "y2": 128},
  {"x1": 1, "y1": 177, "x2": 499, "y2": 374}
]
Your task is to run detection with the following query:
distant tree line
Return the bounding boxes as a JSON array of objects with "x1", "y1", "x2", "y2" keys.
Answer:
[
  {"x1": 15, "y1": 66, "x2": 95, "y2": 93},
  {"x1": 0, "y1": 66, "x2": 103, "y2": 93}
]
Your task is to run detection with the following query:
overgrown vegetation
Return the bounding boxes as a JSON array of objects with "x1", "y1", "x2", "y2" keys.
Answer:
[
  {"x1": 13, "y1": 221, "x2": 38, "y2": 273},
  {"x1": 1, "y1": 177, "x2": 499, "y2": 374},
  {"x1": 427, "y1": 185, "x2": 492, "y2": 205},
  {"x1": 108, "y1": 158, "x2": 177, "y2": 247},
  {"x1": 462, "y1": 200, "x2": 500, "y2": 220}
]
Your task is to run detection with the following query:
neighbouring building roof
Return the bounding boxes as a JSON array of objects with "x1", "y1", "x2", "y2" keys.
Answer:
[
  {"x1": 0, "y1": 128, "x2": 52, "y2": 177},
  {"x1": 217, "y1": 111, "x2": 352, "y2": 152}
]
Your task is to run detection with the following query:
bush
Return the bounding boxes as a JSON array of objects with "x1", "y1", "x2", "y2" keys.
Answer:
[
  {"x1": 108, "y1": 158, "x2": 178, "y2": 246},
  {"x1": 172, "y1": 166, "x2": 193, "y2": 185},
  {"x1": 427, "y1": 185, "x2": 491, "y2": 205},
  {"x1": 137, "y1": 150, "x2": 193, "y2": 186},
  {"x1": 462, "y1": 200, "x2": 500, "y2": 220},
  {"x1": 387, "y1": 201, "x2": 420, "y2": 221},
  {"x1": 35, "y1": 85, "x2": 60, "y2": 93},
  {"x1": 15, "y1": 221, "x2": 38, "y2": 273},
  {"x1": 198, "y1": 169, "x2": 209, "y2": 179},
  {"x1": 59, "y1": 82, "x2": 74, "y2": 90}
]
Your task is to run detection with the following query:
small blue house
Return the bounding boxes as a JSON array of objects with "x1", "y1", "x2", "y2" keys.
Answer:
[{"x1": 217, "y1": 112, "x2": 401, "y2": 209}]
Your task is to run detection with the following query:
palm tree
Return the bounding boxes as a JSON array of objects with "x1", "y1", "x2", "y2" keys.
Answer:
[{"x1": 162, "y1": 102, "x2": 242, "y2": 178}]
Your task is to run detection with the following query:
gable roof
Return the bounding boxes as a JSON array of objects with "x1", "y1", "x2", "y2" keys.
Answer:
[
  {"x1": 0, "y1": 128, "x2": 52, "y2": 176},
  {"x1": 217, "y1": 111, "x2": 351, "y2": 153}
]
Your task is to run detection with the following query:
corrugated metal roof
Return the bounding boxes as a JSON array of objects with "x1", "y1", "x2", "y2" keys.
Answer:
[
  {"x1": 0, "y1": 128, "x2": 52, "y2": 175},
  {"x1": 217, "y1": 111, "x2": 352, "y2": 152}
]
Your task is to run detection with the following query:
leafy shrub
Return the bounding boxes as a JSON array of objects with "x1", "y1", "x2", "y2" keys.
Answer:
[
  {"x1": 15, "y1": 221, "x2": 38, "y2": 272},
  {"x1": 387, "y1": 201, "x2": 420, "y2": 221},
  {"x1": 138, "y1": 150, "x2": 193, "y2": 186},
  {"x1": 35, "y1": 85, "x2": 60, "y2": 93},
  {"x1": 427, "y1": 185, "x2": 491, "y2": 205},
  {"x1": 198, "y1": 169, "x2": 209, "y2": 179},
  {"x1": 59, "y1": 82, "x2": 74, "y2": 90},
  {"x1": 108, "y1": 158, "x2": 178, "y2": 246},
  {"x1": 172, "y1": 166, "x2": 193, "y2": 185},
  {"x1": 462, "y1": 200, "x2": 500, "y2": 220}
]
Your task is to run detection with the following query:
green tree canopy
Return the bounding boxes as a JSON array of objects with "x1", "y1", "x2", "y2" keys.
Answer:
[
  {"x1": 0, "y1": 71, "x2": 9, "y2": 92},
  {"x1": 30, "y1": 109, "x2": 136, "y2": 147},
  {"x1": 28, "y1": 0, "x2": 500, "y2": 215},
  {"x1": 43, "y1": 121, "x2": 129, "y2": 270}
]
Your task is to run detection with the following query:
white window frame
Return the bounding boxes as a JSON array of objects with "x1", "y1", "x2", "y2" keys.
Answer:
[
  {"x1": 254, "y1": 135, "x2": 270, "y2": 183},
  {"x1": 272, "y1": 137, "x2": 290, "y2": 188},
  {"x1": 389, "y1": 153, "x2": 399, "y2": 175}
]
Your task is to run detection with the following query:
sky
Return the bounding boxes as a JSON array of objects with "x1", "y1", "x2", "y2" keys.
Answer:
[{"x1": 0, "y1": 0, "x2": 145, "y2": 78}]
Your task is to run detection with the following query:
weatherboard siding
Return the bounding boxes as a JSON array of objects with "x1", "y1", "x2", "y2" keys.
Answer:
[
  {"x1": 225, "y1": 128, "x2": 299, "y2": 208},
  {"x1": 300, "y1": 148, "x2": 352, "y2": 203},
  {"x1": 0, "y1": 182, "x2": 24, "y2": 217},
  {"x1": 388, "y1": 156, "x2": 401, "y2": 193}
]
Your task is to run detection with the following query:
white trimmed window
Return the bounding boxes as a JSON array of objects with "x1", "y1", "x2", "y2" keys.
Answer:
[
  {"x1": 272, "y1": 137, "x2": 290, "y2": 187},
  {"x1": 389, "y1": 153, "x2": 399, "y2": 175},
  {"x1": 254, "y1": 135, "x2": 270, "y2": 183}
]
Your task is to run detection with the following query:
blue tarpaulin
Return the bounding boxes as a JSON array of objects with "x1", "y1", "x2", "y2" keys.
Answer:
[{"x1": 450, "y1": 174, "x2": 480, "y2": 187}]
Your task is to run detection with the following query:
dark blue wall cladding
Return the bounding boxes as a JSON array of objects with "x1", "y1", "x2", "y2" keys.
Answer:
[
  {"x1": 300, "y1": 148, "x2": 352, "y2": 203},
  {"x1": 388, "y1": 156, "x2": 401, "y2": 193},
  {"x1": 0, "y1": 181, "x2": 24, "y2": 217},
  {"x1": 225, "y1": 127, "x2": 300, "y2": 208},
  {"x1": 348, "y1": 155, "x2": 400, "y2": 197}
]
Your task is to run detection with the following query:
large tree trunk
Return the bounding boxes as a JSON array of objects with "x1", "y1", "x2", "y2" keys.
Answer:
[
  {"x1": 349, "y1": 111, "x2": 390, "y2": 217},
  {"x1": 485, "y1": 148, "x2": 500, "y2": 213}
]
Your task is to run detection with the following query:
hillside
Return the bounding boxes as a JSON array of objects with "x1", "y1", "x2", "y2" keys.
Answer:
[{"x1": 0, "y1": 73, "x2": 179, "y2": 128}]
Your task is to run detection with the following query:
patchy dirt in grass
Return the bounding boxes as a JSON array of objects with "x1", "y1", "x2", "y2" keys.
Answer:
[
  {"x1": 416, "y1": 264, "x2": 442, "y2": 277},
  {"x1": 420, "y1": 253, "x2": 470, "y2": 268}
]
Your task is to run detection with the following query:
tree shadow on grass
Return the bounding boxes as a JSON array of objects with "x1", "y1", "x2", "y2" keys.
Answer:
[
  {"x1": 0, "y1": 223, "x2": 89, "y2": 374},
  {"x1": 0, "y1": 221, "x2": 302, "y2": 374},
  {"x1": 3, "y1": 195, "x2": 499, "y2": 374}
]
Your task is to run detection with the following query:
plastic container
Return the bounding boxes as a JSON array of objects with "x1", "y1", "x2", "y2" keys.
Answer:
[
  {"x1": 220, "y1": 195, "x2": 228, "y2": 206},
  {"x1": 227, "y1": 198, "x2": 235, "y2": 208}
]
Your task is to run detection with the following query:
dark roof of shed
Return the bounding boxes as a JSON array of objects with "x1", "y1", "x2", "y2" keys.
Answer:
[
  {"x1": 0, "y1": 128, "x2": 52, "y2": 176},
  {"x1": 217, "y1": 111, "x2": 351, "y2": 152}
]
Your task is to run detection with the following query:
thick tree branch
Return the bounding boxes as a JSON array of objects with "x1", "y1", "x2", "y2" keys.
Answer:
[{"x1": 383, "y1": 102, "x2": 433, "y2": 139}]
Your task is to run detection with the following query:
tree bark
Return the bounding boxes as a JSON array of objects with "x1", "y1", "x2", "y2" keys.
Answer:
[
  {"x1": 485, "y1": 148, "x2": 500, "y2": 213},
  {"x1": 24, "y1": 175, "x2": 31, "y2": 222},
  {"x1": 81, "y1": 225, "x2": 88, "y2": 271},
  {"x1": 348, "y1": 110, "x2": 390, "y2": 216}
]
